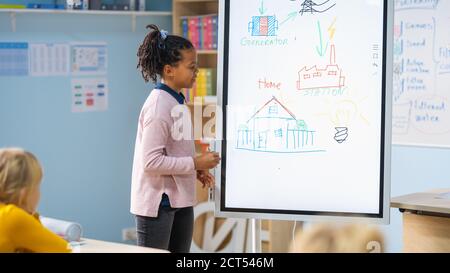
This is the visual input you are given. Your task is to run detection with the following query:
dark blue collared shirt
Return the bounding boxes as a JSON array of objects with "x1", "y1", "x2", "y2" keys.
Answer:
[
  {"x1": 161, "y1": 193, "x2": 171, "y2": 208},
  {"x1": 155, "y1": 82, "x2": 185, "y2": 105}
]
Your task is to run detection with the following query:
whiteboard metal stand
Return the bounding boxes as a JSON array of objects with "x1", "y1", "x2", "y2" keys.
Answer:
[
  {"x1": 209, "y1": 188, "x2": 262, "y2": 253},
  {"x1": 249, "y1": 219, "x2": 262, "y2": 253},
  {"x1": 208, "y1": 141, "x2": 263, "y2": 253}
]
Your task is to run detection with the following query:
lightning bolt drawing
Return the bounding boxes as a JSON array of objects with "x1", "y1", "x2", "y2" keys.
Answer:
[{"x1": 328, "y1": 17, "x2": 337, "y2": 40}]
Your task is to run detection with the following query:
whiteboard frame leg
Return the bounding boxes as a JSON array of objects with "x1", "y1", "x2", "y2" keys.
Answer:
[{"x1": 249, "y1": 218, "x2": 262, "y2": 253}]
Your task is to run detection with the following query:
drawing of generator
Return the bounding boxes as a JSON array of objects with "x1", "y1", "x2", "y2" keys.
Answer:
[{"x1": 248, "y1": 16, "x2": 278, "y2": 36}]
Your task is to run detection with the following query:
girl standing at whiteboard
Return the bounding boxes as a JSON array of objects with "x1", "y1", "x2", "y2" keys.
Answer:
[{"x1": 131, "y1": 24, "x2": 220, "y2": 253}]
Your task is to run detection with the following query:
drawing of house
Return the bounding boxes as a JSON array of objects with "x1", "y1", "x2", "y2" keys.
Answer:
[
  {"x1": 297, "y1": 45, "x2": 345, "y2": 90},
  {"x1": 236, "y1": 96, "x2": 317, "y2": 153}
]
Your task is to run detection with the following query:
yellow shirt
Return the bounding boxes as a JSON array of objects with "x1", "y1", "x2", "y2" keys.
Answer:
[{"x1": 0, "y1": 203, "x2": 71, "y2": 253}]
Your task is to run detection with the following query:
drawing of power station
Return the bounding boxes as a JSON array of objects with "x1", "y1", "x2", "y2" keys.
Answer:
[
  {"x1": 297, "y1": 45, "x2": 346, "y2": 90},
  {"x1": 248, "y1": 15, "x2": 279, "y2": 36},
  {"x1": 236, "y1": 97, "x2": 318, "y2": 153}
]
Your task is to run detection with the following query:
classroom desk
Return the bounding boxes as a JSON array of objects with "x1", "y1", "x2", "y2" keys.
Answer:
[
  {"x1": 391, "y1": 189, "x2": 450, "y2": 253},
  {"x1": 72, "y1": 238, "x2": 169, "y2": 253}
]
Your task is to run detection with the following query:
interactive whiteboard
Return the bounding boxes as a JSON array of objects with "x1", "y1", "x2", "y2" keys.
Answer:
[{"x1": 216, "y1": 0, "x2": 393, "y2": 223}]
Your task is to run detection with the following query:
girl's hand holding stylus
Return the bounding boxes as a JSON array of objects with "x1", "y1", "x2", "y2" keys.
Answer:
[{"x1": 194, "y1": 152, "x2": 220, "y2": 170}]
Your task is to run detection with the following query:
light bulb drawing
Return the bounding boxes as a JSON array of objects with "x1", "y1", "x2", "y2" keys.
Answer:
[{"x1": 331, "y1": 100, "x2": 358, "y2": 144}]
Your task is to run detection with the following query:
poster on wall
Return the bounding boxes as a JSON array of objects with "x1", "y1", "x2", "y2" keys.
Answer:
[
  {"x1": 392, "y1": 0, "x2": 450, "y2": 148},
  {"x1": 71, "y1": 78, "x2": 108, "y2": 113},
  {"x1": 70, "y1": 42, "x2": 108, "y2": 75},
  {"x1": 29, "y1": 43, "x2": 70, "y2": 77},
  {"x1": 0, "y1": 42, "x2": 29, "y2": 76}
]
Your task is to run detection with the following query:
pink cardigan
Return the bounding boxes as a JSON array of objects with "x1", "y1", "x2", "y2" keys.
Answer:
[{"x1": 130, "y1": 88, "x2": 196, "y2": 217}]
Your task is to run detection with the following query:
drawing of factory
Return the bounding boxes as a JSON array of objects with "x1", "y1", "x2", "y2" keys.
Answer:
[{"x1": 297, "y1": 45, "x2": 346, "y2": 90}]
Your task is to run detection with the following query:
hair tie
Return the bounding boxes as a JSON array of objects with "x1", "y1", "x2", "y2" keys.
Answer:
[
  {"x1": 158, "y1": 30, "x2": 168, "y2": 49},
  {"x1": 160, "y1": 30, "x2": 168, "y2": 41}
]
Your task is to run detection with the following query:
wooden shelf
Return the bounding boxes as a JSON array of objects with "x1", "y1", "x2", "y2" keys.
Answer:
[
  {"x1": 176, "y1": 0, "x2": 217, "y2": 3},
  {"x1": 186, "y1": 96, "x2": 217, "y2": 106},
  {"x1": 0, "y1": 8, "x2": 172, "y2": 16},
  {"x1": 173, "y1": 0, "x2": 218, "y2": 66},
  {"x1": 172, "y1": 0, "x2": 218, "y2": 38},
  {"x1": 0, "y1": 8, "x2": 172, "y2": 32},
  {"x1": 197, "y1": 49, "x2": 218, "y2": 55}
]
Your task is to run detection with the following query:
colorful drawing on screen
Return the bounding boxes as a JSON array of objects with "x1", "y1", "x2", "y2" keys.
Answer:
[
  {"x1": 236, "y1": 96, "x2": 325, "y2": 153},
  {"x1": 297, "y1": 45, "x2": 345, "y2": 90}
]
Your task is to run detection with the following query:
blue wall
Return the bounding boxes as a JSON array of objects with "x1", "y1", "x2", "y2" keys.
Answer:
[{"x1": 0, "y1": 2, "x2": 171, "y2": 242}]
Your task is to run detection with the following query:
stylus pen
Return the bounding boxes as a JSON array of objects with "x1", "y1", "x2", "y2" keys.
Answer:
[{"x1": 206, "y1": 144, "x2": 215, "y2": 202}]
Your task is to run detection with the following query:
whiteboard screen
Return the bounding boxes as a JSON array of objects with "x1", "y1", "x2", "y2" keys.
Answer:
[
  {"x1": 217, "y1": 0, "x2": 393, "y2": 223},
  {"x1": 392, "y1": 0, "x2": 450, "y2": 148}
]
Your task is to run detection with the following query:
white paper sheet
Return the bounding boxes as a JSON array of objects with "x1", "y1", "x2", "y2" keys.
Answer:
[
  {"x1": 29, "y1": 43, "x2": 70, "y2": 77},
  {"x1": 71, "y1": 78, "x2": 108, "y2": 112},
  {"x1": 70, "y1": 42, "x2": 108, "y2": 75}
]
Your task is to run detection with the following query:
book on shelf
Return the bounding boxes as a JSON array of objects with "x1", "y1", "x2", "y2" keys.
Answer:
[
  {"x1": 184, "y1": 68, "x2": 217, "y2": 103},
  {"x1": 180, "y1": 14, "x2": 218, "y2": 50}
]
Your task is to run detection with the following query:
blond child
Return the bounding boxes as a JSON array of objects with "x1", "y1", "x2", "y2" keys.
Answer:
[
  {"x1": 290, "y1": 223, "x2": 384, "y2": 253},
  {"x1": 0, "y1": 148, "x2": 71, "y2": 253}
]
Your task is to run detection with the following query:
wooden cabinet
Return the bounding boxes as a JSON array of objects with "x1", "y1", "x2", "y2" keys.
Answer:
[
  {"x1": 392, "y1": 189, "x2": 450, "y2": 253},
  {"x1": 173, "y1": 0, "x2": 218, "y2": 72}
]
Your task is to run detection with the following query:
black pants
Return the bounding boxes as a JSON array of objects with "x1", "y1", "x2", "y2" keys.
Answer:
[{"x1": 135, "y1": 206, "x2": 194, "y2": 253}]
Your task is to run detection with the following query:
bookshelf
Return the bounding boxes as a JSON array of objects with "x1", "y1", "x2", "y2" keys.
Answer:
[
  {"x1": 173, "y1": 0, "x2": 218, "y2": 103},
  {"x1": 172, "y1": 0, "x2": 218, "y2": 152},
  {"x1": 173, "y1": 0, "x2": 222, "y2": 252}
]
